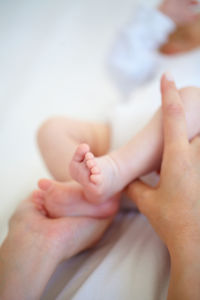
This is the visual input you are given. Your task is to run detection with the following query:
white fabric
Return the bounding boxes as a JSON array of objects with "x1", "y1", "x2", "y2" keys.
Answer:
[
  {"x1": 0, "y1": 0, "x2": 200, "y2": 300},
  {"x1": 108, "y1": 5, "x2": 175, "y2": 96},
  {"x1": 54, "y1": 213, "x2": 169, "y2": 300}
]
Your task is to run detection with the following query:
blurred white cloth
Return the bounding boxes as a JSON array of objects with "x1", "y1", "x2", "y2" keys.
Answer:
[
  {"x1": 108, "y1": 5, "x2": 175, "y2": 96},
  {"x1": 53, "y1": 212, "x2": 169, "y2": 300}
]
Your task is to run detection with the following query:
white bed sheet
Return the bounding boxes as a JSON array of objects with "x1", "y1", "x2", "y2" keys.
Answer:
[
  {"x1": 1, "y1": 0, "x2": 200, "y2": 299},
  {"x1": 42, "y1": 212, "x2": 169, "y2": 300},
  {"x1": 0, "y1": 0, "x2": 139, "y2": 241},
  {"x1": 0, "y1": 0, "x2": 159, "y2": 241}
]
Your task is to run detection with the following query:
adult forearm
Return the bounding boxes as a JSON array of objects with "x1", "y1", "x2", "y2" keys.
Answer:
[
  {"x1": 168, "y1": 243, "x2": 200, "y2": 300},
  {"x1": 0, "y1": 234, "x2": 59, "y2": 300}
]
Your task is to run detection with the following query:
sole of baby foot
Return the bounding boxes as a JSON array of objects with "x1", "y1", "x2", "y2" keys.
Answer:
[
  {"x1": 70, "y1": 143, "x2": 120, "y2": 204},
  {"x1": 32, "y1": 190, "x2": 48, "y2": 216},
  {"x1": 36, "y1": 178, "x2": 120, "y2": 218}
]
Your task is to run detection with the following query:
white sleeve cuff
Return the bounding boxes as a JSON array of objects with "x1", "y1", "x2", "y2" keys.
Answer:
[
  {"x1": 129, "y1": 5, "x2": 176, "y2": 49},
  {"x1": 107, "y1": 5, "x2": 176, "y2": 96}
]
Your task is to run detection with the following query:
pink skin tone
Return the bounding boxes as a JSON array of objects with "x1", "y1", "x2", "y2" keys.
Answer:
[
  {"x1": 159, "y1": 0, "x2": 200, "y2": 25},
  {"x1": 0, "y1": 197, "x2": 113, "y2": 299},
  {"x1": 33, "y1": 179, "x2": 120, "y2": 219},
  {"x1": 33, "y1": 82, "x2": 200, "y2": 218}
]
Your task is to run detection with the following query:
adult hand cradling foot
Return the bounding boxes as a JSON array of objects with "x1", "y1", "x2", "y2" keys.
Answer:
[
  {"x1": 126, "y1": 74, "x2": 200, "y2": 300},
  {"x1": 0, "y1": 197, "x2": 112, "y2": 299},
  {"x1": 1, "y1": 74, "x2": 200, "y2": 299}
]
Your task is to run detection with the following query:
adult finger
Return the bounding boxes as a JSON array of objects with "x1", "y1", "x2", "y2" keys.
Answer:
[
  {"x1": 161, "y1": 73, "x2": 189, "y2": 156},
  {"x1": 125, "y1": 180, "x2": 154, "y2": 216},
  {"x1": 190, "y1": 135, "x2": 200, "y2": 159},
  {"x1": 190, "y1": 134, "x2": 200, "y2": 147}
]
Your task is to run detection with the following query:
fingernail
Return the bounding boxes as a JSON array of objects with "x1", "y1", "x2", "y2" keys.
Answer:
[{"x1": 165, "y1": 72, "x2": 174, "y2": 82}]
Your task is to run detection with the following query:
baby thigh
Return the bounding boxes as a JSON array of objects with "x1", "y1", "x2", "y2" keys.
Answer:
[{"x1": 37, "y1": 116, "x2": 110, "y2": 181}]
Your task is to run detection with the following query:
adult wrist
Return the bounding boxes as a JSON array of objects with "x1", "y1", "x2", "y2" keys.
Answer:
[
  {"x1": 0, "y1": 231, "x2": 60, "y2": 300},
  {"x1": 167, "y1": 239, "x2": 200, "y2": 300},
  {"x1": 168, "y1": 236, "x2": 200, "y2": 267}
]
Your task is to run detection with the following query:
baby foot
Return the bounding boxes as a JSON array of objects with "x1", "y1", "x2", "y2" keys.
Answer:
[
  {"x1": 69, "y1": 143, "x2": 120, "y2": 204},
  {"x1": 32, "y1": 178, "x2": 119, "y2": 218}
]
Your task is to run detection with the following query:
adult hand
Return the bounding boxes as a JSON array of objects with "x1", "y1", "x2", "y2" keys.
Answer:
[
  {"x1": 159, "y1": 0, "x2": 200, "y2": 25},
  {"x1": 126, "y1": 74, "x2": 200, "y2": 299},
  {"x1": 0, "y1": 196, "x2": 112, "y2": 300}
]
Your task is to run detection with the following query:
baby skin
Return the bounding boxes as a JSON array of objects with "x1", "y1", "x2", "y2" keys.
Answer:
[
  {"x1": 33, "y1": 75, "x2": 200, "y2": 218},
  {"x1": 33, "y1": 179, "x2": 120, "y2": 218}
]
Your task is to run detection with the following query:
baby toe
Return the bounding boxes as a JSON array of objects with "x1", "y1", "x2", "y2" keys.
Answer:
[
  {"x1": 86, "y1": 159, "x2": 96, "y2": 169},
  {"x1": 74, "y1": 143, "x2": 90, "y2": 162},
  {"x1": 33, "y1": 190, "x2": 45, "y2": 201},
  {"x1": 90, "y1": 174, "x2": 102, "y2": 185},
  {"x1": 91, "y1": 166, "x2": 100, "y2": 174},
  {"x1": 85, "y1": 152, "x2": 94, "y2": 161},
  {"x1": 38, "y1": 179, "x2": 53, "y2": 191}
]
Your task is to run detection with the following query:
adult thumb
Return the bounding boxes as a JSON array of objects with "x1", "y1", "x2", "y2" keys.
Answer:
[{"x1": 125, "y1": 180, "x2": 154, "y2": 216}]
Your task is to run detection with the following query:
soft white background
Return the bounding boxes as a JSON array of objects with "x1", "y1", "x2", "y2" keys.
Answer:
[{"x1": 0, "y1": 0, "x2": 160, "y2": 242}]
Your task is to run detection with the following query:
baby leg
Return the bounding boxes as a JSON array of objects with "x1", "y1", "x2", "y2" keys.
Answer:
[
  {"x1": 37, "y1": 116, "x2": 110, "y2": 181},
  {"x1": 111, "y1": 86, "x2": 200, "y2": 183},
  {"x1": 70, "y1": 85, "x2": 200, "y2": 203},
  {"x1": 34, "y1": 116, "x2": 118, "y2": 218}
]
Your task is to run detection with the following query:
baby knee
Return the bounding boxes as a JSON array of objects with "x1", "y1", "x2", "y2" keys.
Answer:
[
  {"x1": 38, "y1": 117, "x2": 56, "y2": 139},
  {"x1": 37, "y1": 116, "x2": 67, "y2": 146}
]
